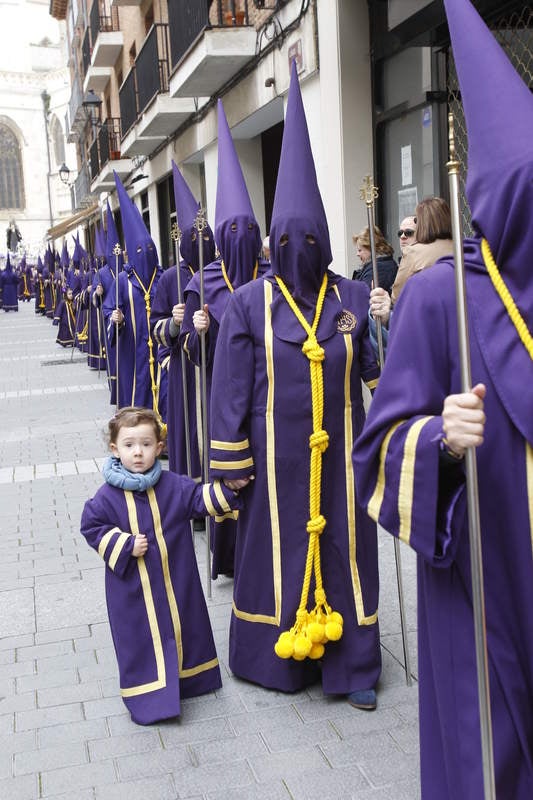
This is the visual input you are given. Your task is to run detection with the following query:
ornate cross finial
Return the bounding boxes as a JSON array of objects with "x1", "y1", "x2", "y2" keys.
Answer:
[
  {"x1": 171, "y1": 222, "x2": 181, "y2": 242},
  {"x1": 359, "y1": 175, "x2": 379, "y2": 207},
  {"x1": 447, "y1": 112, "x2": 460, "y2": 175},
  {"x1": 113, "y1": 243, "x2": 121, "y2": 256},
  {"x1": 194, "y1": 208, "x2": 207, "y2": 233}
]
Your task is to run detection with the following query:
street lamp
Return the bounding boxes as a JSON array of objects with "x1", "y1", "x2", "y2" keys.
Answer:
[{"x1": 82, "y1": 89, "x2": 102, "y2": 128}]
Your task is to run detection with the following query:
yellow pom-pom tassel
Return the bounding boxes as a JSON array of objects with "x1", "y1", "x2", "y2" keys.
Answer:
[
  {"x1": 292, "y1": 652, "x2": 307, "y2": 661},
  {"x1": 293, "y1": 635, "x2": 312, "y2": 658},
  {"x1": 307, "y1": 622, "x2": 326, "y2": 643},
  {"x1": 308, "y1": 642, "x2": 325, "y2": 660},
  {"x1": 274, "y1": 631, "x2": 295, "y2": 659},
  {"x1": 328, "y1": 611, "x2": 344, "y2": 626},
  {"x1": 325, "y1": 621, "x2": 343, "y2": 641}
]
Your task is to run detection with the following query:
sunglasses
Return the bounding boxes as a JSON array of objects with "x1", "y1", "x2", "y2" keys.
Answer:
[{"x1": 398, "y1": 229, "x2": 415, "y2": 238}]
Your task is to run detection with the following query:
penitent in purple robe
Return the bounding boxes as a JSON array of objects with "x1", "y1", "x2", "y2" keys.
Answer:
[
  {"x1": 53, "y1": 296, "x2": 76, "y2": 347},
  {"x1": 103, "y1": 265, "x2": 162, "y2": 409},
  {"x1": 95, "y1": 263, "x2": 118, "y2": 404},
  {"x1": 353, "y1": 242, "x2": 533, "y2": 798},
  {"x1": 80, "y1": 470, "x2": 240, "y2": 724},
  {"x1": 151, "y1": 264, "x2": 201, "y2": 478},
  {"x1": 209, "y1": 271, "x2": 382, "y2": 693}
]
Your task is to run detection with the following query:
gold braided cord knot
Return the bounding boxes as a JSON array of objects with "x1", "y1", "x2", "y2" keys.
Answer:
[
  {"x1": 132, "y1": 267, "x2": 165, "y2": 427},
  {"x1": 306, "y1": 515, "x2": 326, "y2": 535},
  {"x1": 481, "y1": 238, "x2": 533, "y2": 361},
  {"x1": 272, "y1": 273, "x2": 344, "y2": 662},
  {"x1": 301, "y1": 338, "x2": 325, "y2": 362},
  {"x1": 309, "y1": 429, "x2": 329, "y2": 452}
]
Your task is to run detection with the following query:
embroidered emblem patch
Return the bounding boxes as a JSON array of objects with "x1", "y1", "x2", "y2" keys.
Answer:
[{"x1": 337, "y1": 310, "x2": 357, "y2": 332}]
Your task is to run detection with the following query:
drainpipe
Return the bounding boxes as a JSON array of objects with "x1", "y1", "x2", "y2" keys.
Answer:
[{"x1": 41, "y1": 90, "x2": 54, "y2": 230}]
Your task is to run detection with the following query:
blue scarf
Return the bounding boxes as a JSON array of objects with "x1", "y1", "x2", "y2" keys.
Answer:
[{"x1": 102, "y1": 456, "x2": 162, "y2": 491}]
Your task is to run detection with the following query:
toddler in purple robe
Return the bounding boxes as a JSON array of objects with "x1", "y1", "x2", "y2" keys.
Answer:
[{"x1": 80, "y1": 407, "x2": 248, "y2": 725}]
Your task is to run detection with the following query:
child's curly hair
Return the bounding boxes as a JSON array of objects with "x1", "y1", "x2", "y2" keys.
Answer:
[{"x1": 108, "y1": 407, "x2": 165, "y2": 445}]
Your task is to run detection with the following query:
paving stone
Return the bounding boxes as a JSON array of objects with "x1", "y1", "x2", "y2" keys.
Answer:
[
  {"x1": 0, "y1": 587, "x2": 35, "y2": 638},
  {"x1": 94, "y1": 775, "x2": 178, "y2": 800},
  {"x1": 83, "y1": 695, "x2": 126, "y2": 720},
  {"x1": 0, "y1": 729, "x2": 37, "y2": 755},
  {"x1": 158, "y1": 717, "x2": 233, "y2": 748},
  {"x1": 358, "y1": 748, "x2": 420, "y2": 789},
  {"x1": 40, "y1": 759, "x2": 117, "y2": 797},
  {"x1": 0, "y1": 773, "x2": 38, "y2": 800},
  {"x1": 0, "y1": 633, "x2": 34, "y2": 651},
  {"x1": 0, "y1": 690, "x2": 37, "y2": 715},
  {"x1": 34, "y1": 625, "x2": 90, "y2": 645},
  {"x1": 38, "y1": 680, "x2": 102, "y2": 707},
  {"x1": 284, "y1": 765, "x2": 370, "y2": 800},
  {"x1": 14, "y1": 740, "x2": 87, "y2": 776},
  {"x1": 206, "y1": 782, "x2": 291, "y2": 800},
  {"x1": 261, "y1": 719, "x2": 341, "y2": 752},
  {"x1": 17, "y1": 640, "x2": 74, "y2": 663},
  {"x1": 117, "y1": 744, "x2": 192, "y2": 780},
  {"x1": 89, "y1": 729, "x2": 161, "y2": 761},
  {"x1": 35, "y1": 648, "x2": 97, "y2": 674},
  {"x1": 249, "y1": 745, "x2": 330, "y2": 783},
  {"x1": 38, "y1": 717, "x2": 108, "y2": 748},
  {"x1": 16, "y1": 702, "x2": 84, "y2": 732},
  {"x1": 190, "y1": 731, "x2": 268, "y2": 766},
  {"x1": 171, "y1": 759, "x2": 256, "y2": 797}
]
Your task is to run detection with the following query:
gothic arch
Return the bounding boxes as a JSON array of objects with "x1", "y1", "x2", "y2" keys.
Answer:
[
  {"x1": 0, "y1": 121, "x2": 25, "y2": 211},
  {"x1": 50, "y1": 113, "x2": 66, "y2": 168}
]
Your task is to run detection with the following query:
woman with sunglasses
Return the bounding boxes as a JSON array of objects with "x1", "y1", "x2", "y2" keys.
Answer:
[{"x1": 391, "y1": 197, "x2": 453, "y2": 304}]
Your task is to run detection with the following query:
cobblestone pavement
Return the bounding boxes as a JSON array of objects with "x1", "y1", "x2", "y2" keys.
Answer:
[{"x1": 0, "y1": 303, "x2": 420, "y2": 800}]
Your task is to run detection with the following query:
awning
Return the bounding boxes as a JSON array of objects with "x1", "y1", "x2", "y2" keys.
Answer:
[{"x1": 47, "y1": 203, "x2": 100, "y2": 242}]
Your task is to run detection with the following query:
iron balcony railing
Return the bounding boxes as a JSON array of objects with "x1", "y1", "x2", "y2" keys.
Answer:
[
  {"x1": 89, "y1": 0, "x2": 119, "y2": 46},
  {"x1": 137, "y1": 23, "x2": 170, "y2": 114},
  {"x1": 168, "y1": 0, "x2": 251, "y2": 72},
  {"x1": 119, "y1": 24, "x2": 170, "y2": 139},
  {"x1": 81, "y1": 26, "x2": 91, "y2": 78},
  {"x1": 118, "y1": 67, "x2": 138, "y2": 138},
  {"x1": 71, "y1": 162, "x2": 92, "y2": 210},
  {"x1": 88, "y1": 118, "x2": 123, "y2": 181}
]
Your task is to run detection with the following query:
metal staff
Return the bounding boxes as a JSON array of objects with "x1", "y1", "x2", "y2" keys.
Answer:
[
  {"x1": 195, "y1": 208, "x2": 211, "y2": 598},
  {"x1": 360, "y1": 175, "x2": 412, "y2": 687},
  {"x1": 171, "y1": 222, "x2": 194, "y2": 482},
  {"x1": 447, "y1": 113, "x2": 495, "y2": 799},
  {"x1": 113, "y1": 243, "x2": 121, "y2": 411},
  {"x1": 171, "y1": 222, "x2": 195, "y2": 543}
]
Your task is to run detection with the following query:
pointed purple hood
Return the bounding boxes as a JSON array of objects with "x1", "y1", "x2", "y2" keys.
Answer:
[
  {"x1": 105, "y1": 201, "x2": 123, "y2": 273},
  {"x1": 172, "y1": 160, "x2": 215, "y2": 271},
  {"x1": 270, "y1": 60, "x2": 332, "y2": 302},
  {"x1": 60, "y1": 241, "x2": 69, "y2": 269},
  {"x1": 114, "y1": 171, "x2": 158, "y2": 285},
  {"x1": 215, "y1": 100, "x2": 261, "y2": 288},
  {"x1": 445, "y1": 0, "x2": 533, "y2": 311}
]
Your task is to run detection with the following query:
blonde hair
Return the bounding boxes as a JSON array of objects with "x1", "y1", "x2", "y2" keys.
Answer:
[{"x1": 352, "y1": 226, "x2": 394, "y2": 258}]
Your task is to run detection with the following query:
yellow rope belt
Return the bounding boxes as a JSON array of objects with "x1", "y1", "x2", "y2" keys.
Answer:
[
  {"x1": 273, "y1": 273, "x2": 344, "y2": 662},
  {"x1": 132, "y1": 268, "x2": 167, "y2": 437},
  {"x1": 481, "y1": 238, "x2": 533, "y2": 360},
  {"x1": 221, "y1": 259, "x2": 259, "y2": 293}
]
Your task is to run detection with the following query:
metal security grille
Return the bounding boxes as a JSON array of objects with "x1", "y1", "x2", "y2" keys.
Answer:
[{"x1": 447, "y1": 4, "x2": 533, "y2": 237}]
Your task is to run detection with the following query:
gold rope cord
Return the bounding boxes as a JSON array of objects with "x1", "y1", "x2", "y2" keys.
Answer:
[
  {"x1": 272, "y1": 273, "x2": 344, "y2": 662},
  {"x1": 220, "y1": 260, "x2": 259, "y2": 293},
  {"x1": 132, "y1": 268, "x2": 166, "y2": 436},
  {"x1": 481, "y1": 238, "x2": 533, "y2": 360}
]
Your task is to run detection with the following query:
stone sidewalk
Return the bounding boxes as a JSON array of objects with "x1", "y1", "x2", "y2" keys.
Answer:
[{"x1": 0, "y1": 302, "x2": 420, "y2": 800}]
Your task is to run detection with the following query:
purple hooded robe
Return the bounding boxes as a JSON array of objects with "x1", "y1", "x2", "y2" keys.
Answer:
[
  {"x1": 208, "y1": 62, "x2": 382, "y2": 694},
  {"x1": 354, "y1": 1, "x2": 533, "y2": 796},
  {"x1": 80, "y1": 470, "x2": 241, "y2": 724},
  {"x1": 179, "y1": 101, "x2": 262, "y2": 578}
]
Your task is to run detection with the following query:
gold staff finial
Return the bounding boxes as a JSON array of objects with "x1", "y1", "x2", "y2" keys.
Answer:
[
  {"x1": 359, "y1": 175, "x2": 379, "y2": 207},
  {"x1": 447, "y1": 112, "x2": 460, "y2": 175},
  {"x1": 112, "y1": 243, "x2": 121, "y2": 256},
  {"x1": 194, "y1": 207, "x2": 207, "y2": 233},
  {"x1": 171, "y1": 222, "x2": 181, "y2": 242}
]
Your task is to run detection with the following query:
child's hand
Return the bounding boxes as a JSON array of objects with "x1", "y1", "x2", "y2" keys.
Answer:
[
  {"x1": 223, "y1": 476, "x2": 254, "y2": 492},
  {"x1": 132, "y1": 534, "x2": 148, "y2": 557}
]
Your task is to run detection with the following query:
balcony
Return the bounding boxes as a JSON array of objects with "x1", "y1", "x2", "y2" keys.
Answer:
[
  {"x1": 89, "y1": 0, "x2": 123, "y2": 68},
  {"x1": 67, "y1": 72, "x2": 86, "y2": 142},
  {"x1": 119, "y1": 24, "x2": 196, "y2": 157},
  {"x1": 168, "y1": 0, "x2": 256, "y2": 98},
  {"x1": 71, "y1": 162, "x2": 93, "y2": 210},
  {"x1": 88, "y1": 118, "x2": 131, "y2": 191}
]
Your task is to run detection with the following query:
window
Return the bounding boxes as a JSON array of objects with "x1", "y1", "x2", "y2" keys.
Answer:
[
  {"x1": 0, "y1": 123, "x2": 25, "y2": 210},
  {"x1": 49, "y1": 114, "x2": 66, "y2": 168},
  {"x1": 129, "y1": 42, "x2": 136, "y2": 67},
  {"x1": 140, "y1": 190, "x2": 150, "y2": 232}
]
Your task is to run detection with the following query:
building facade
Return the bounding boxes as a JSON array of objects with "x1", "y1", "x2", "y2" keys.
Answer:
[
  {"x1": 0, "y1": 0, "x2": 75, "y2": 258},
  {"x1": 48, "y1": 0, "x2": 533, "y2": 274}
]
